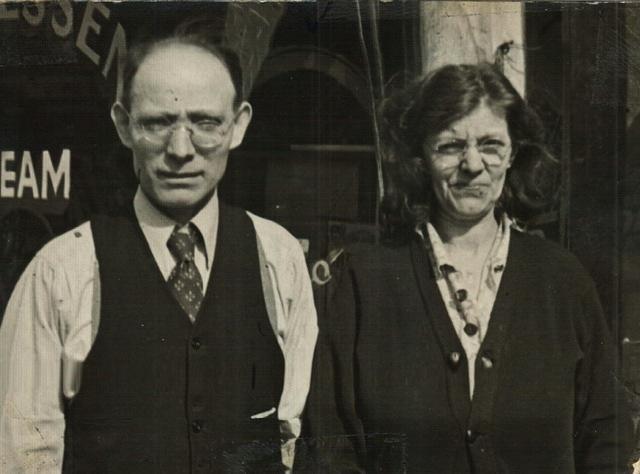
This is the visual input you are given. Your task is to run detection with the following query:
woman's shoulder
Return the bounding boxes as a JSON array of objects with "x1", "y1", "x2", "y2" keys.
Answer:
[
  {"x1": 341, "y1": 239, "x2": 414, "y2": 270},
  {"x1": 509, "y1": 229, "x2": 593, "y2": 284}
]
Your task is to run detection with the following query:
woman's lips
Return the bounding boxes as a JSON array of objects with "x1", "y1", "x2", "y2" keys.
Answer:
[{"x1": 451, "y1": 183, "x2": 489, "y2": 196}]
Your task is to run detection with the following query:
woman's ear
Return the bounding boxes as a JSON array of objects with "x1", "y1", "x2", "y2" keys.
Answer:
[
  {"x1": 507, "y1": 141, "x2": 520, "y2": 169},
  {"x1": 229, "y1": 101, "x2": 253, "y2": 150},
  {"x1": 111, "y1": 102, "x2": 134, "y2": 149}
]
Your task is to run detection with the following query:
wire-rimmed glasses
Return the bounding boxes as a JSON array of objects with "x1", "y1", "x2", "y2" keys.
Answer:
[
  {"x1": 427, "y1": 137, "x2": 513, "y2": 168},
  {"x1": 124, "y1": 108, "x2": 235, "y2": 151}
]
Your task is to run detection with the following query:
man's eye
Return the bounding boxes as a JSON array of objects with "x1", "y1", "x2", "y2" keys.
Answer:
[
  {"x1": 436, "y1": 141, "x2": 466, "y2": 154},
  {"x1": 140, "y1": 118, "x2": 172, "y2": 132},
  {"x1": 194, "y1": 120, "x2": 222, "y2": 133}
]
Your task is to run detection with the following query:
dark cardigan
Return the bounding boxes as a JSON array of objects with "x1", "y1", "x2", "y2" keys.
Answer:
[{"x1": 302, "y1": 230, "x2": 632, "y2": 473}]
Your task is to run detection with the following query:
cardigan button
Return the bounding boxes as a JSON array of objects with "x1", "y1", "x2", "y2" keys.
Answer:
[
  {"x1": 481, "y1": 355, "x2": 494, "y2": 369},
  {"x1": 448, "y1": 351, "x2": 461, "y2": 368},
  {"x1": 191, "y1": 420, "x2": 203, "y2": 433},
  {"x1": 191, "y1": 338, "x2": 202, "y2": 350},
  {"x1": 466, "y1": 429, "x2": 478, "y2": 443}
]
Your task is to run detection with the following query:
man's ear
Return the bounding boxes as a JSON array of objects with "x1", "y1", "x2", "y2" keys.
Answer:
[
  {"x1": 229, "y1": 101, "x2": 253, "y2": 150},
  {"x1": 111, "y1": 102, "x2": 134, "y2": 149}
]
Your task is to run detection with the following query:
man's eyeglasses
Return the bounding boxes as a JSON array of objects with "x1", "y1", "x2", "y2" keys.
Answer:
[
  {"x1": 124, "y1": 109, "x2": 234, "y2": 151},
  {"x1": 427, "y1": 138, "x2": 512, "y2": 168}
]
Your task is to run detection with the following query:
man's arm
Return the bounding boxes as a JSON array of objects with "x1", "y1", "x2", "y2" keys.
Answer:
[
  {"x1": 0, "y1": 255, "x2": 66, "y2": 473},
  {"x1": 277, "y1": 241, "x2": 318, "y2": 440},
  {"x1": 249, "y1": 212, "x2": 319, "y2": 471}
]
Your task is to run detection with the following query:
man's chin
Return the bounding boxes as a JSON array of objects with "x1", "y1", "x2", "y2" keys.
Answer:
[
  {"x1": 157, "y1": 196, "x2": 201, "y2": 210},
  {"x1": 147, "y1": 190, "x2": 214, "y2": 219}
]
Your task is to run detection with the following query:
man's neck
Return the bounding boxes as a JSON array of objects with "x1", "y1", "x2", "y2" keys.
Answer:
[{"x1": 143, "y1": 190, "x2": 217, "y2": 226}]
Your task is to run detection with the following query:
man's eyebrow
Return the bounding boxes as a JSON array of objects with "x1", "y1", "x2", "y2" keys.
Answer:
[
  {"x1": 136, "y1": 111, "x2": 178, "y2": 120},
  {"x1": 134, "y1": 111, "x2": 226, "y2": 123},
  {"x1": 187, "y1": 111, "x2": 225, "y2": 121}
]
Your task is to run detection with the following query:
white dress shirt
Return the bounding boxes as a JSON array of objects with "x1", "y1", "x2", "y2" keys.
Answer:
[
  {"x1": 135, "y1": 188, "x2": 217, "y2": 294},
  {"x1": 0, "y1": 189, "x2": 318, "y2": 473}
]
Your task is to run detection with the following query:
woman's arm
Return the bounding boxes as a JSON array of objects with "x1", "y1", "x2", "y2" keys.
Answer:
[
  {"x1": 299, "y1": 257, "x2": 366, "y2": 473},
  {"x1": 574, "y1": 281, "x2": 634, "y2": 473}
]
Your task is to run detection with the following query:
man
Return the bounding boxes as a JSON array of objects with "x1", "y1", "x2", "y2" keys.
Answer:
[{"x1": 0, "y1": 27, "x2": 317, "y2": 473}]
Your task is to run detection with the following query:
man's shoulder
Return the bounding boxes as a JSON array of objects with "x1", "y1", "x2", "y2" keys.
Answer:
[
  {"x1": 36, "y1": 221, "x2": 95, "y2": 268},
  {"x1": 246, "y1": 211, "x2": 303, "y2": 257}
]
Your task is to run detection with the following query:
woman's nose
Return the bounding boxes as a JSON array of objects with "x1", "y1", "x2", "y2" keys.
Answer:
[{"x1": 460, "y1": 145, "x2": 485, "y2": 173}]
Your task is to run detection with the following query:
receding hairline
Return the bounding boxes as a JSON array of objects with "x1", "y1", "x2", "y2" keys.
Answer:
[{"x1": 123, "y1": 38, "x2": 241, "y2": 110}]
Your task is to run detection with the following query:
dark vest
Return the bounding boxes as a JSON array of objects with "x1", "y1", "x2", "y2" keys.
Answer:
[{"x1": 63, "y1": 202, "x2": 285, "y2": 473}]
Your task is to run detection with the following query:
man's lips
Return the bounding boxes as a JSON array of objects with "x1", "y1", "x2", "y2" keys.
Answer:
[{"x1": 157, "y1": 170, "x2": 202, "y2": 179}]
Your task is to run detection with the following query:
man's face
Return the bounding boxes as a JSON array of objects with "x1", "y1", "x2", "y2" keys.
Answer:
[{"x1": 114, "y1": 42, "x2": 251, "y2": 221}]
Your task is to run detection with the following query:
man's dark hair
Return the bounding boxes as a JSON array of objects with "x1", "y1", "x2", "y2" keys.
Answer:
[
  {"x1": 120, "y1": 18, "x2": 244, "y2": 110},
  {"x1": 379, "y1": 62, "x2": 557, "y2": 238}
]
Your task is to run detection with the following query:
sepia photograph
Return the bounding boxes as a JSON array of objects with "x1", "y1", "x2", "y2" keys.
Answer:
[{"x1": 0, "y1": 1, "x2": 639, "y2": 472}]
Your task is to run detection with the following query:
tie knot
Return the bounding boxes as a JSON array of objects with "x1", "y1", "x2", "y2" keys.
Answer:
[{"x1": 167, "y1": 224, "x2": 198, "y2": 263}]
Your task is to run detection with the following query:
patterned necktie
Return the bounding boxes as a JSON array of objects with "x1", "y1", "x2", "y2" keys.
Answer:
[{"x1": 167, "y1": 224, "x2": 204, "y2": 322}]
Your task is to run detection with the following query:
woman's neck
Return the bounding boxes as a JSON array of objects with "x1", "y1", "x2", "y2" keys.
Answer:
[{"x1": 432, "y1": 210, "x2": 499, "y2": 254}]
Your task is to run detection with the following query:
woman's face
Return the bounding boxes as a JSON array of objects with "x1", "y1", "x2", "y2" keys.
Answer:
[{"x1": 424, "y1": 102, "x2": 513, "y2": 224}]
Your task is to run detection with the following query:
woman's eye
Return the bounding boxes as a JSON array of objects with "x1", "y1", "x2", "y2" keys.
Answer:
[
  {"x1": 478, "y1": 139, "x2": 507, "y2": 154},
  {"x1": 482, "y1": 139, "x2": 505, "y2": 146},
  {"x1": 436, "y1": 142, "x2": 466, "y2": 154}
]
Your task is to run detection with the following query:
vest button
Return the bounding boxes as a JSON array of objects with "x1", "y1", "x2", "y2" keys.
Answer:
[
  {"x1": 191, "y1": 338, "x2": 202, "y2": 350},
  {"x1": 466, "y1": 429, "x2": 478, "y2": 443},
  {"x1": 191, "y1": 420, "x2": 203, "y2": 433}
]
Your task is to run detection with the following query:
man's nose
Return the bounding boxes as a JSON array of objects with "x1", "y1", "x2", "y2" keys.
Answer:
[
  {"x1": 460, "y1": 145, "x2": 485, "y2": 173},
  {"x1": 166, "y1": 126, "x2": 196, "y2": 159}
]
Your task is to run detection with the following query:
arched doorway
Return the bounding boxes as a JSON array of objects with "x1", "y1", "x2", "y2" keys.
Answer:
[{"x1": 221, "y1": 47, "x2": 378, "y2": 262}]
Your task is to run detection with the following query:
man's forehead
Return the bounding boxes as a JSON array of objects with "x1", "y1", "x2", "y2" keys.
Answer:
[{"x1": 130, "y1": 42, "x2": 236, "y2": 109}]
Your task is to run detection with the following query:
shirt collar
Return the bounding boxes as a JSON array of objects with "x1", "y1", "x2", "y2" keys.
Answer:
[
  {"x1": 417, "y1": 213, "x2": 512, "y2": 278},
  {"x1": 133, "y1": 187, "x2": 218, "y2": 268}
]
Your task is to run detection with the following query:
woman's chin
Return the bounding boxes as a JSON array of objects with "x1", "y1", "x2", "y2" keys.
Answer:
[{"x1": 446, "y1": 204, "x2": 495, "y2": 223}]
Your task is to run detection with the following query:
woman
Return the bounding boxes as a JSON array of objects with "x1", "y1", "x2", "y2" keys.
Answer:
[{"x1": 304, "y1": 63, "x2": 632, "y2": 473}]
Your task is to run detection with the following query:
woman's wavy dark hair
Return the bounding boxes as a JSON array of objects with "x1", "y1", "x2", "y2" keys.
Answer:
[{"x1": 379, "y1": 62, "x2": 558, "y2": 239}]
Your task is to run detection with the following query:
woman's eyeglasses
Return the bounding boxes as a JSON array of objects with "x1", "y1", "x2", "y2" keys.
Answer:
[{"x1": 428, "y1": 138, "x2": 512, "y2": 168}]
